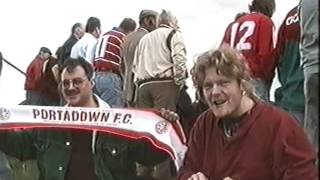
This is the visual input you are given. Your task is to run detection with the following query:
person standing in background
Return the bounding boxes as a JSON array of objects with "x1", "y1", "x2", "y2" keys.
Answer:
[
  {"x1": 299, "y1": 0, "x2": 319, "y2": 153},
  {"x1": 274, "y1": 5, "x2": 305, "y2": 124},
  {"x1": 71, "y1": 17, "x2": 101, "y2": 63},
  {"x1": 93, "y1": 17, "x2": 136, "y2": 107},
  {"x1": 56, "y1": 23, "x2": 85, "y2": 66},
  {"x1": 23, "y1": 47, "x2": 52, "y2": 105},
  {"x1": 221, "y1": 0, "x2": 277, "y2": 101},
  {"x1": 121, "y1": 9, "x2": 158, "y2": 107}
]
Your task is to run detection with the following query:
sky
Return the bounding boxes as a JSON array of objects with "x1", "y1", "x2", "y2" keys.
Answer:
[{"x1": 0, "y1": 0, "x2": 299, "y2": 105}]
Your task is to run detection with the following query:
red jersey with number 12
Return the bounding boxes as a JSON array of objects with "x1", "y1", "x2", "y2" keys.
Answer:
[{"x1": 222, "y1": 12, "x2": 276, "y2": 80}]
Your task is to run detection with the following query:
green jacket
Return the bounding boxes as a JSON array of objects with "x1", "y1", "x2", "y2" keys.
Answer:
[
  {"x1": 0, "y1": 129, "x2": 152, "y2": 180},
  {"x1": 274, "y1": 6, "x2": 305, "y2": 112},
  {"x1": 0, "y1": 96, "x2": 165, "y2": 180}
]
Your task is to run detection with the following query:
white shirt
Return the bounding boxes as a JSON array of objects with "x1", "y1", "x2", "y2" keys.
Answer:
[{"x1": 70, "y1": 33, "x2": 98, "y2": 64}]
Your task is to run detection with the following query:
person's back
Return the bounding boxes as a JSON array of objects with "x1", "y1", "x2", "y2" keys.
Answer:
[
  {"x1": 221, "y1": 0, "x2": 276, "y2": 101},
  {"x1": 274, "y1": 6, "x2": 305, "y2": 124},
  {"x1": 121, "y1": 10, "x2": 158, "y2": 107},
  {"x1": 56, "y1": 23, "x2": 85, "y2": 66},
  {"x1": 41, "y1": 56, "x2": 60, "y2": 105},
  {"x1": 93, "y1": 17, "x2": 136, "y2": 107},
  {"x1": 94, "y1": 28, "x2": 127, "y2": 75},
  {"x1": 223, "y1": 12, "x2": 275, "y2": 80},
  {"x1": 24, "y1": 47, "x2": 52, "y2": 105}
]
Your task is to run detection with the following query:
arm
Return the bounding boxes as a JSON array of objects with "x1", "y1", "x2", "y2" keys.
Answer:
[
  {"x1": 258, "y1": 18, "x2": 277, "y2": 81},
  {"x1": 131, "y1": 42, "x2": 141, "y2": 83},
  {"x1": 272, "y1": 116, "x2": 318, "y2": 179},
  {"x1": 220, "y1": 23, "x2": 232, "y2": 47},
  {"x1": 171, "y1": 31, "x2": 188, "y2": 86}
]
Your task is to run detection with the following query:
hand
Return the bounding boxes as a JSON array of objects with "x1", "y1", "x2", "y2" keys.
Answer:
[
  {"x1": 160, "y1": 108, "x2": 180, "y2": 123},
  {"x1": 187, "y1": 172, "x2": 209, "y2": 180},
  {"x1": 223, "y1": 177, "x2": 234, "y2": 180}
]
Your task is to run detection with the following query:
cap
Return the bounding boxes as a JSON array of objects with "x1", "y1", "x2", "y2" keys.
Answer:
[
  {"x1": 40, "y1": 47, "x2": 52, "y2": 55},
  {"x1": 139, "y1": 9, "x2": 158, "y2": 21}
]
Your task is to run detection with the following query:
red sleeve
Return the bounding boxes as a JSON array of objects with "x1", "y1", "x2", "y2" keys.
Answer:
[
  {"x1": 220, "y1": 23, "x2": 232, "y2": 46},
  {"x1": 258, "y1": 18, "x2": 277, "y2": 80},
  {"x1": 178, "y1": 115, "x2": 206, "y2": 180},
  {"x1": 272, "y1": 114, "x2": 318, "y2": 179}
]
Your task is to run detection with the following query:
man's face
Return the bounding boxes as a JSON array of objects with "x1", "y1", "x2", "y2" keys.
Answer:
[
  {"x1": 60, "y1": 66, "x2": 92, "y2": 106},
  {"x1": 202, "y1": 66, "x2": 243, "y2": 119}
]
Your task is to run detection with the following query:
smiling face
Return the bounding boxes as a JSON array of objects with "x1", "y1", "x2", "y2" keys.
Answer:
[
  {"x1": 61, "y1": 65, "x2": 93, "y2": 107},
  {"x1": 203, "y1": 66, "x2": 244, "y2": 119}
]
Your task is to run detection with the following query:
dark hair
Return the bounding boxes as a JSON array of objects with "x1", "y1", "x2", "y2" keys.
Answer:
[
  {"x1": 85, "y1": 17, "x2": 101, "y2": 33},
  {"x1": 71, "y1": 23, "x2": 83, "y2": 34},
  {"x1": 39, "y1": 47, "x2": 52, "y2": 55},
  {"x1": 119, "y1": 18, "x2": 137, "y2": 34},
  {"x1": 59, "y1": 57, "x2": 94, "y2": 81},
  {"x1": 249, "y1": 0, "x2": 275, "y2": 18},
  {"x1": 138, "y1": 9, "x2": 158, "y2": 26}
]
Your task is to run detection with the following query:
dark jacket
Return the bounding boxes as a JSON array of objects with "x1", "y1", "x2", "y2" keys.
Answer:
[
  {"x1": 56, "y1": 35, "x2": 78, "y2": 66},
  {"x1": 0, "y1": 129, "x2": 147, "y2": 180},
  {"x1": 0, "y1": 97, "x2": 163, "y2": 180}
]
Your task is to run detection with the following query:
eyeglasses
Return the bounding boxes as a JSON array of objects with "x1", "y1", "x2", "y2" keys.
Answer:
[{"x1": 61, "y1": 77, "x2": 88, "y2": 89}]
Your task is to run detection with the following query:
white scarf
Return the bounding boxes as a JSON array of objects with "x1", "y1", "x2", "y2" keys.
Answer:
[{"x1": 0, "y1": 105, "x2": 187, "y2": 170}]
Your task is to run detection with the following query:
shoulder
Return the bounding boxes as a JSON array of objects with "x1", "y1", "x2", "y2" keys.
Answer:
[{"x1": 255, "y1": 102, "x2": 300, "y2": 132}]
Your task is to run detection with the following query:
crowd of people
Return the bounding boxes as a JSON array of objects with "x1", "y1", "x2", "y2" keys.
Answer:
[{"x1": 0, "y1": 0, "x2": 318, "y2": 179}]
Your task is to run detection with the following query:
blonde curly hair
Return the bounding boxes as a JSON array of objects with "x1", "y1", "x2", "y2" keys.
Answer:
[{"x1": 191, "y1": 45, "x2": 258, "y2": 101}]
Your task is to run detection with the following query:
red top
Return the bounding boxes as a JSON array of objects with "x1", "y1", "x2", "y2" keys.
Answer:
[
  {"x1": 222, "y1": 12, "x2": 276, "y2": 80},
  {"x1": 94, "y1": 28, "x2": 126, "y2": 74},
  {"x1": 178, "y1": 102, "x2": 317, "y2": 180},
  {"x1": 24, "y1": 56, "x2": 45, "y2": 91}
]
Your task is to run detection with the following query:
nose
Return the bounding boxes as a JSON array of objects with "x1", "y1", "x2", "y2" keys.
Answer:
[
  {"x1": 211, "y1": 84, "x2": 222, "y2": 96},
  {"x1": 67, "y1": 80, "x2": 75, "y2": 90}
]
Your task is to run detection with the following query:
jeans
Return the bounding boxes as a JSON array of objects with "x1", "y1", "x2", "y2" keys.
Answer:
[{"x1": 94, "y1": 72, "x2": 125, "y2": 108}]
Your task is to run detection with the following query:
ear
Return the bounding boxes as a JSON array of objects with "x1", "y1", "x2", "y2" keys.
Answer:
[
  {"x1": 90, "y1": 80, "x2": 95, "y2": 88},
  {"x1": 239, "y1": 79, "x2": 245, "y2": 91}
]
